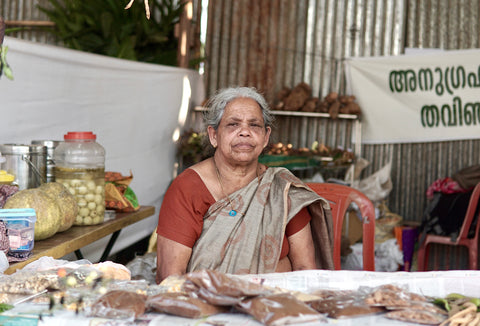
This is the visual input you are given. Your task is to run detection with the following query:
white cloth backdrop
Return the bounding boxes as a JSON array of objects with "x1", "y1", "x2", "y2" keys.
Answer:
[
  {"x1": 345, "y1": 49, "x2": 480, "y2": 144},
  {"x1": 0, "y1": 36, "x2": 204, "y2": 261}
]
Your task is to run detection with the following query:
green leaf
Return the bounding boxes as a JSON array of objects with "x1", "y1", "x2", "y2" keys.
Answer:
[
  {"x1": 35, "y1": 0, "x2": 186, "y2": 66},
  {"x1": 117, "y1": 36, "x2": 137, "y2": 60},
  {"x1": 100, "y1": 12, "x2": 114, "y2": 39},
  {"x1": 0, "y1": 303, "x2": 13, "y2": 312}
]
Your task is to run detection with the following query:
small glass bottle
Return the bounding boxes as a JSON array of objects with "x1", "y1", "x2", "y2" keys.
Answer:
[{"x1": 54, "y1": 132, "x2": 105, "y2": 225}]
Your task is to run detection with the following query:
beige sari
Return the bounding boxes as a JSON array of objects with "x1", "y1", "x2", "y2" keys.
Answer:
[{"x1": 187, "y1": 167, "x2": 334, "y2": 274}]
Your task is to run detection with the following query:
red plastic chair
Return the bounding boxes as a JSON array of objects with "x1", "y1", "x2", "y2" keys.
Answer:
[
  {"x1": 307, "y1": 183, "x2": 376, "y2": 271},
  {"x1": 417, "y1": 182, "x2": 480, "y2": 271}
]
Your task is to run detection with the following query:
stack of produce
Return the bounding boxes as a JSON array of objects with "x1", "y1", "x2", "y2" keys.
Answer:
[{"x1": 273, "y1": 82, "x2": 362, "y2": 118}]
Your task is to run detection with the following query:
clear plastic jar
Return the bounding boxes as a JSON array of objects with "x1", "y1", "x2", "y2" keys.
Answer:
[{"x1": 54, "y1": 132, "x2": 105, "y2": 225}]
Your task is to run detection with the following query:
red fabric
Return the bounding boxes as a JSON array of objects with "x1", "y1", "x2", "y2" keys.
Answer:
[
  {"x1": 426, "y1": 177, "x2": 467, "y2": 200},
  {"x1": 157, "y1": 168, "x2": 311, "y2": 259}
]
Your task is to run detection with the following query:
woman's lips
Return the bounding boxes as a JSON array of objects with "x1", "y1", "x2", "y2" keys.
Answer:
[{"x1": 233, "y1": 143, "x2": 254, "y2": 150}]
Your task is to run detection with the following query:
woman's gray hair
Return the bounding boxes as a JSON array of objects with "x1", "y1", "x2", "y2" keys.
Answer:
[{"x1": 203, "y1": 87, "x2": 274, "y2": 130}]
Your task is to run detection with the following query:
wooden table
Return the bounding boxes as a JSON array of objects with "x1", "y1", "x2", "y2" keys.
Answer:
[{"x1": 4, "y1": 205, "x2": 155, "y2": 275}]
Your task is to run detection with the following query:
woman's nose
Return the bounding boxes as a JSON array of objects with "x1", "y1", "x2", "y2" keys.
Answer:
[{"x1": 238, "y1": 124, "x2": 252, "y2": 136}]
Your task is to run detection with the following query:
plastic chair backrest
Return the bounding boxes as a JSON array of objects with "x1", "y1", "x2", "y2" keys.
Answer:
[
  {"x1": 307, "y1": 182, "x2": 376, "y2": 271},
  {"x1": 417, "y1": 182, "x2": 480, "y2": 271},
  {"x1": 456, "y1": 183, "x2": 480, "y2": 242}
]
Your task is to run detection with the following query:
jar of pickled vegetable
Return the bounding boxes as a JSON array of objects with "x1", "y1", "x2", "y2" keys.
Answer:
[{"x1": 54, "y1": 132, "x2": 106, "y2": 225}]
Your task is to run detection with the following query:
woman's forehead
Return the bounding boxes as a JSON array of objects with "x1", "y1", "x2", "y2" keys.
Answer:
[{"x1": 224, "y1": 97, "x2": 262, "y2": 115}]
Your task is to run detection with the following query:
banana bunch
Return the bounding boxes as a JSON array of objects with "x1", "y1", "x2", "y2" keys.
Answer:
[
  {"x1": 434, "y1": 293, "x2": 480, "y2": 326},
  {"x1": 0, "y1": 45, "x2": 13, "y2": 80}
]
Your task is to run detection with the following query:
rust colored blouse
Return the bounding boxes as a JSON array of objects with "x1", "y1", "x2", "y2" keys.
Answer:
[{"x1": 157, "y1": 168, "x2": 311, "y2": 259}]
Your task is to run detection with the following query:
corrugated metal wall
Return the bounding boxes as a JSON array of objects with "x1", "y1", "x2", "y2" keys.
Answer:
[
  {"x1": 204, "y1": 0, "x2": 406, "y2": 104},
  {"x1": 0, "y1": 0, "x2": 55, "y2": 43},
  {"x1": 202, "y1": 0, "x2": 480, "y2": 230}
]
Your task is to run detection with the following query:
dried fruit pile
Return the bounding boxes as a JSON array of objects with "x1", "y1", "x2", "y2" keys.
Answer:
[{"x1": 273, "y1": 82, "x2": 362, "y2": 118}]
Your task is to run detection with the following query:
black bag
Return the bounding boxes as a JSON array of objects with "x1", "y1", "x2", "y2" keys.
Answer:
[{"x1": 419, "y1": 190, "x2": 476, "y2": 242}]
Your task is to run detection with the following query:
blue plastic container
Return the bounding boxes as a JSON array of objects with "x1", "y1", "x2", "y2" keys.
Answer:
[{"x1": 0, "y1": 208, "x2": 37, "y2": 258}]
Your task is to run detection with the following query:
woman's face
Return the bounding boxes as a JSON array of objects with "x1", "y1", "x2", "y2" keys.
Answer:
[{"x1": 209, "y1": 97, "x2": 271, "y2": 165}]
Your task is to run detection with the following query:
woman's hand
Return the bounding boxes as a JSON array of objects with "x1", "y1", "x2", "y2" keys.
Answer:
[
  {"x1": 156, "y1": 235, "x2": 192, "y2": 284},
  {"x1": 287, "y1": 222, "x2": 317, "y2": 270}
]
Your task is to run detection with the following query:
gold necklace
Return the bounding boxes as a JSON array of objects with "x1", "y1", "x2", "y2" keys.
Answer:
[
  {"x1": 213, "y1": 158, "x2": 262, "y2": 217},
  {"x1": 213, "y1": 158, "x2": 241, "y2": 216}
]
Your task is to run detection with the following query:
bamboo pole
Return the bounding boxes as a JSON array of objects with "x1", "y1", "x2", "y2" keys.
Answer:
[
  {"x1": 177, "y1": 0, "x2": 194, "y2": 68},
  {"x1": 5, "y1": 20, "x2": 55, "y2": 27}
]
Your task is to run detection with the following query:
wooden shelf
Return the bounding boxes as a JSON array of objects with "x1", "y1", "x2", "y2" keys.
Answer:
[
  {"x1": 271, "y1": 110, "x2": 359, "y2": 120},
  {"x1": 194, "y1": 106, "x2": 360, "y2": 120}
]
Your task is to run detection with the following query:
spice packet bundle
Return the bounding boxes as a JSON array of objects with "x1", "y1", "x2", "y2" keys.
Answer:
[
  {"x1": 183, "y1": 269, "x2": 271, "y2": 305},
  {"x1": 359, "y1": 284, "x2": 447, "y2": 324},
  {"x1": 181, "y1": 270, "x2": 327, "y2": 325},
  {"x1": 0, "y1": 269, "x2": 61, "y2": 295}
]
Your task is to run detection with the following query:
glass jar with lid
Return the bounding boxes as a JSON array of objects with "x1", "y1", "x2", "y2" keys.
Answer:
[
  {"x1": 0, "y1": 152, "x2": 15, "y2": 185},
  {"x1": 54, "y1": 132, "x2": 105, "y2": 225}
]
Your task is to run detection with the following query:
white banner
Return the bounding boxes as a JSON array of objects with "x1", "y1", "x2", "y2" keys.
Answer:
[
  {"x1": 345, "y1": 49, "x2": 480, "y2": 144},
  {"x1": 0, "y1": 37, "x2": 204, "y2": 260}
]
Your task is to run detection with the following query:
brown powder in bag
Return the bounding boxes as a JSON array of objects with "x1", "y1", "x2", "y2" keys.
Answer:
[
  {"x1": 184, "y1": 270, "x2": 271, "y2": 305},
  {"x1": 90, "y1": 290, "x2": 147, "y2": 319},
  {"x1": 147, "y1": 292, "x2": 228, "y2": 318},
  {"x1": 236, "y1": 293, "x2": 326, "y2": 326}
]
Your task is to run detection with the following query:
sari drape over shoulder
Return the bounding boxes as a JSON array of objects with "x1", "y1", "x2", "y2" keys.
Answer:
[{"x1": 187, "y1": 167, "x2": 334, "y2": 274}]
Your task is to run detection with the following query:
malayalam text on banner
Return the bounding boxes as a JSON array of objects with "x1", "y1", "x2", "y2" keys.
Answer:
[{"x1": 345, "y1": 49, "x2": 480, "y2": 144}]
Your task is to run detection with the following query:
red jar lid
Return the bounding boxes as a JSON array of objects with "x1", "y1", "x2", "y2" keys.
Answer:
[{"x1": 64, "y1": 131, "x2": 97, "y2": 140}]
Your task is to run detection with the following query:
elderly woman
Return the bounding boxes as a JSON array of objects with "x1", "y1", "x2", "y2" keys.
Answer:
[{"x1": 156, "y1": 87, "x2": 333, "y2": 283}]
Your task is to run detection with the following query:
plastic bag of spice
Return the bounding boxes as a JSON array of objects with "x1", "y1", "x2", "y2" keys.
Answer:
[
  {"x1": 0, "y1": 185, "x2": 18, "y2": 208},
  {"x1": 308, "y1": 292, "x2": 385, "y2": 319},
  {"x1": 87, "y1": 290, "x2": 147, "y2": 320},
  {"x1": 0, "y1": 221, "x2": 9, "y2": 255},
  {"x1": 385, "y1": 308, "x2": 447, "y2": 324},
  {"x1": 361, "y1": 284, "x2": 426, "y2": 307},
  {"x1": 183, "y1": 269, "x2": 271, "y2": 306},
  {"x1": 236, "y1": 293, "x2": 326, "y2": 326},
  {"x1": 146, "y1": 292, "x2": 228, "y2": 318}
]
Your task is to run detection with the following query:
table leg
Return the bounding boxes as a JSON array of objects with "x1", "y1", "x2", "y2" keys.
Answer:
[
  {"x1": 74, "y1": 249, "x2": 84, "y2": 260},
  {"x1": 99, "y1": 230, "x2": 121, "y2": 262},
  {"x1": 73, "y1": 230, "x2": 122, "y2": 262}
]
